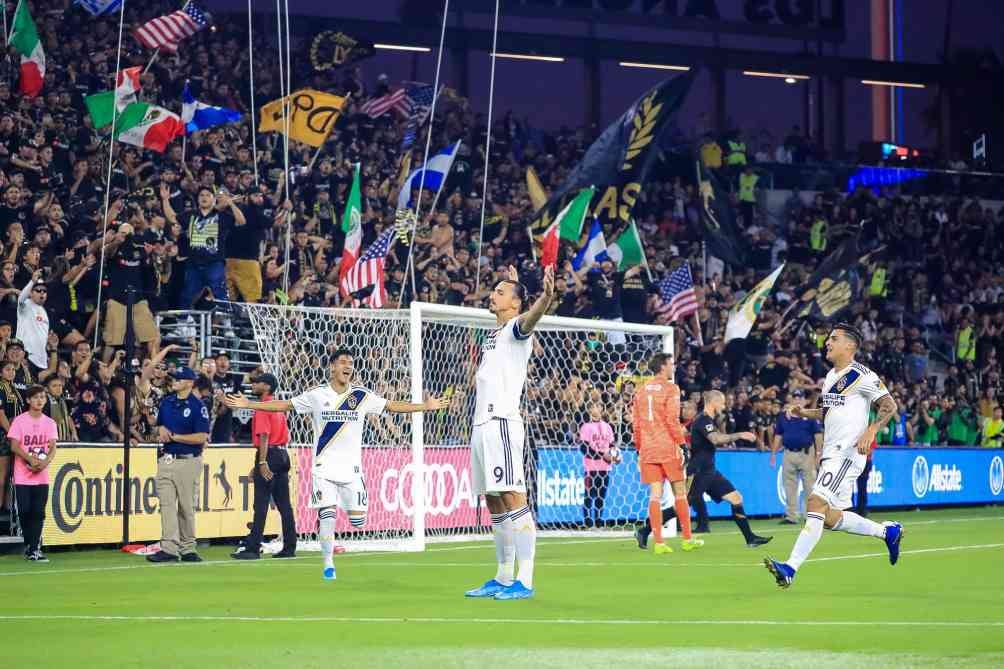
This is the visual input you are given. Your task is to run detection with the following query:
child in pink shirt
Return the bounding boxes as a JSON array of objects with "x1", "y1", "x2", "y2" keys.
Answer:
[
  {"x1": 9, "y1": 385, "x2": 58, "y2": 562},
  {"x1": 579, "y1": 402, "x2": 617, "y2": 528}
]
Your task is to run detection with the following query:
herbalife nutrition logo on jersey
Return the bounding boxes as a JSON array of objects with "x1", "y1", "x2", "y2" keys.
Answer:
[{"x1": 911, "y1": 455, "x2": 963, "y2": 498}]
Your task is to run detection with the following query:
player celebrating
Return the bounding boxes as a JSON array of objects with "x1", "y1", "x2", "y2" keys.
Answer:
[
  {"x1": 464, "y1": 265, "x2": 554, "y2": 601},
  {"x1": 765, "y1": 323, "x2": 902, "y2": 589},
  {"x1": 226, "y1": 349, "x2": 449, "y2": 581},
  {"x1": 632, "y1": 353, "x2": 703, "y2": 555},
  {"x1": 688, "y1": 390, "x2": 772, "y2": 548}
]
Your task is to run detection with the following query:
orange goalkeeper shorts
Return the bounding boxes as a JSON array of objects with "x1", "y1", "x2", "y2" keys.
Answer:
[{"x1": 640, "y1": 459, "x2": 684, "y2": 484}]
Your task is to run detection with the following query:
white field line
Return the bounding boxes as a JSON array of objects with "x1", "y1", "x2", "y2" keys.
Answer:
[
  {"x1": 0, "y1": 614, "x2": 1001, "y2": 628},
  {"x1": 1, "y1": 541, "x2": 1002, "y2": 578}
]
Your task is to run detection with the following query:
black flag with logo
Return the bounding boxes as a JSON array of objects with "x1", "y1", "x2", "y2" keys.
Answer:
[
  {"x1": 696, "y1": 161, "x2": 750, "y2": 266},
  {"x1": 309, "y1": 30, "x2": 375, "y2": 72},
  {"x1": 529, "y1": 72, "x2": 694, "y2": 253},
  {"x1": 794, "y1": 233, "x2": 883, "y2": 322}
]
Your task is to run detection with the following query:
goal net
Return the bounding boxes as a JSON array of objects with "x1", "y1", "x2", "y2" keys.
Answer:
[{"x1": 243, "y1": 301, "x2": 673, "y2": 552}]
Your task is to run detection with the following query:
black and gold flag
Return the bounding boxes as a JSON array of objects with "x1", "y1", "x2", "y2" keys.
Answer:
[
  {"x1": 794, "y1": 235, "x2": 883, "y2": 322},
  {"x1": 309, "y1": 30, "x2": 375, "y2": 72},
  {"x1": 529, "y1": 72, "x2": 694, "y2": 254},
  {"x1": 696, "y1": 161, "x2": 750, "y2": 266}
]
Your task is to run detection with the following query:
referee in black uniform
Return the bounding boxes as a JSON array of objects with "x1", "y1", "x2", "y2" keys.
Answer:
[{"x1": 688, "y1": 390, "x2": 772, "y2": 548}]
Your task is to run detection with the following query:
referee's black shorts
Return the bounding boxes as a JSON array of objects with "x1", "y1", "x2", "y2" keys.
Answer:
[{"x1": 689, "y1": 467, "x2": 737, "y2": 504}]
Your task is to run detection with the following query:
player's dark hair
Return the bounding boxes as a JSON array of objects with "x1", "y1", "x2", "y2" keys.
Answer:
[
  {"x1": 24, "y1": 384, "x2": 45, "y2": 401},
  {"x1": 499, "y1": 279, "x2": 527, "y2": 305},
  {"x1": 647, "y1": 352, "x2": 673, "y2": 374},
  {"x1": 832, "y1": 322, "x2": 863, "y2": 348},
  {"x1": 330, "y1": 348, "x2": 354, "y2": 362}
]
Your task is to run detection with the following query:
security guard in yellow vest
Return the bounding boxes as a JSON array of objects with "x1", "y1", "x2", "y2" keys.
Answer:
[
  {"x1": 981, "y1": 407, "x2": 1003, "y2": 447},
  {"x1": 810, "y1": 217, "x2": 827, "y2": 253},
  {"x1": 726, "y1": 137, "x2": 747, "y2": 166},
  {"x1": 956, "y1": 318, "x2": 976, "y2": 362},
  {"x1": 869, "y1": 265, "x2": 888, "y2": 298},
  {"x1": 739, "y1": 166, "x2": 759, "y2": 227}
]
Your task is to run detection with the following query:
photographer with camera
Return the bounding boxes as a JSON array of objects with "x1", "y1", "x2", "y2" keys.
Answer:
[{"x1": 100, "y1": 220, "x2": 160, "y2": 361}]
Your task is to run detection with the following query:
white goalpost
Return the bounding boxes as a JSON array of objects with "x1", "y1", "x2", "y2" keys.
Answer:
[{"x1": 243, "y1": 301, "x2": 674, "y2": 552}]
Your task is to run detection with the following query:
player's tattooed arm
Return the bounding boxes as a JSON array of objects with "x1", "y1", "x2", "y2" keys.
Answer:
[
  {"x1": 786, "y1": 402, "x2": 823, "y2": 420},
  {"x1": 517, "y1": 264, "x2": 556, "y2": 335},
  {"x1": 868, "y1": 394, "x2": 898, "y2": 432},
  {"x1": 707, "y1": 430, "x2": 757, "y2": 446}
]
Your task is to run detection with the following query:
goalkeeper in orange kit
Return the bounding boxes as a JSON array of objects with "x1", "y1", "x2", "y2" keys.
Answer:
[{"x1": 631, "y1": 353, "x2": 703, "y2": 554}]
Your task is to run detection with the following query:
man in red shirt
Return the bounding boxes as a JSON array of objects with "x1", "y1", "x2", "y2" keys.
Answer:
[{"x1": 232, "y1": 373, "x2": 297, "y2": 559}]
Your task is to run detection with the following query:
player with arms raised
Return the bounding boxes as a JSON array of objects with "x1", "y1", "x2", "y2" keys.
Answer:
[
  {"x1": 765, "y1": 323, "x2": 902, "y2": 588},
  {"x1": 632, "y1": 353, "x2": 703, "y2": 554},
  {"x1": 226, "y1": 349, "x2": 448, "y2": 581},
  {"x1": 464, "y1": 265, "x2": 554, "y2": 601}
]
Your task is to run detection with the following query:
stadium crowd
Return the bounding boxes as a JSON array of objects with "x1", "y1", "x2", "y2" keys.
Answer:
[{"x1": 0, "y1": 0, "x2": 999, "y2": 482}]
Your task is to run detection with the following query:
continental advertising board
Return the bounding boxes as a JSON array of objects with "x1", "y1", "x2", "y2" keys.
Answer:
[{"x1": 42, "y1": 445, "x2": 282, "y2": 546}]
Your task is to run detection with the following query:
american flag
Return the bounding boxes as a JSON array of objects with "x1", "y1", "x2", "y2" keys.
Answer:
[
  {"x1": 133, "y1": 2, "x2": 209, "y2": 54},
  {"x1": 359, "y1": 89, "x2": 409, "y2": 119},
  {"x1": 655, "y1": 263, "x2": 699, "y2": 322},
  {"x1": 400, "y1": 83, "x2": 437, "y2": 150},
  {"x1": 340, "y1": 228, "x2": 395, "y2": 308}
]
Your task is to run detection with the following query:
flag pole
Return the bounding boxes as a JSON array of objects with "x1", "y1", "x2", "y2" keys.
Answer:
[
  {"x1": 247, "y1": 0, "x2": 259, "y2": 187},
  {"x1": 629, "y1": 219, "x2": 654, "y2": 282},
  {"x1": 142, "y1": 48, "x2": 161, "y2": 75}
]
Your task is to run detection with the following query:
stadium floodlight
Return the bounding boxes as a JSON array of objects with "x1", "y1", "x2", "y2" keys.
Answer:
[
  {"x1": 374, "y1": 43, "x2": 431, "y2": 53},
  {"x1": 742, "y1": 71, "x2": 810, "y2": 80},
  {"x1": 861, "y1": 79, "x2": 925, "y2": 89},
  {"x1": 493, "y1": 52, "x2": 565, "y2": 62},
  {"x1": 619, "y1": 61, "x2": 690, "y2": 72}
]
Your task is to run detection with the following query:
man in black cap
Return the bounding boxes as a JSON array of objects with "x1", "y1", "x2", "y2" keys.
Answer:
[
  {"x1": 148, "y1": 366, "x2": 210, "y2": 563},
  {"x1": 770, "y1": 389, "x2": 822, "y2": 525},
  {"x1": 231, "y1": 372, "x2": 296, "y2": 559}
]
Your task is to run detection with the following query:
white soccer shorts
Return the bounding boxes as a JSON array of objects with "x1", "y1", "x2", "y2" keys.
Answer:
[
  {"x1": 810, "y1": 455, "x2": 864, "y2": 510},
  {"x1": 310, "y1": 473, "x2": 368, "y2": 512},
  {"x1": 470, "y1": 418, "x2": 527, "y2": 500}
]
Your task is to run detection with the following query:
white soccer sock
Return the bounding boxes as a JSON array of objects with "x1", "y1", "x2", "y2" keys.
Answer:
[
  {"x1": 319, "y1": 509, "x2": 337, "y2": 569},
  {"x1": 509, "y1": 505, "x2": 536, "y2": 589},
  {"x1": 491, "y1": 512, "x2": 515, "y2": 586},
  {"x1": 833, "y1": 511, "x2": 886, "y2": 538},
  {"x1": 787, "y1": 512, "x2": 825, "y2": 571}
]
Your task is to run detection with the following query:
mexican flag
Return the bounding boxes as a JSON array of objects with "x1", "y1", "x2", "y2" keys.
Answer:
[
  {"x1": 114, "y1": 103, "x2": 185, "y2": 153},
  {"x1": 84, "y1": 67, "x2": 143, "y2": 129},
  {"x1": 604, "y1": 221, "x2": 647, "y2": 270},
  {"x1": 339, "y1": 163, "x2": 363, "y2": 296},
  {"x1": 8, "y1": 1, "x2": 45, "y2": 98},
  {"x1": 541, "y1": 186, "x2": 594, "y2": 269}
]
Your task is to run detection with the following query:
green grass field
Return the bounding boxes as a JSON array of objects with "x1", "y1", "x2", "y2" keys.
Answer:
[{"x1": 3, "y1": 507, "x2": 1003, "y2": 668}]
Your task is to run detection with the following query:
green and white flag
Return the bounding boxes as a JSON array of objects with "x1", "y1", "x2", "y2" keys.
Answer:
[
  {"x1": 554, "y1": 186, "x2": 594, "y2": 242},
  {"x1": 114, "y1": 103, "x2": 185, "y2": 153},
  {"x1": 604, "y1": 221, "x2": 647, "y2": 270},
  {"x1": 725, "y1": 264, "x2": 785, "y2": 342},
  {"x1": 85, "y1": 67, "x2": 143, "y2": 129},
  {"x1": 8, "y1": 1, "x2": 45, "y2": 98}
]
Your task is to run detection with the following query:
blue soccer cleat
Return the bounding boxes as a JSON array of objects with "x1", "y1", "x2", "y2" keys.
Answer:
[
  {"x1": 763, "y1": 556, "x2": 795, "y2": 589},
  {"x1": 883, "y1": 522, "x2": 904, "y2": 565},
  {"x1": 322, "y1": 566, "x2": 336, "y2": 581},
  {"x1": 493, "y1": 582, "x2": 535, "y2": 601},
  {"x1": 465, "y1": 579, "x2": 507, "y2": 598}
]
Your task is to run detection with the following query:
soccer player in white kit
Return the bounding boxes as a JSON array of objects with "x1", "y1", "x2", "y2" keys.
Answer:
[
  {"x1": 765, "y1": 323, "x2": 903, "y2": 588},
  {"x1": 464, "y1": 264, "x2": 555, "y2": 601},
  {"x1": 226, "y1": 349, "x2": 449, "y2": 581}
]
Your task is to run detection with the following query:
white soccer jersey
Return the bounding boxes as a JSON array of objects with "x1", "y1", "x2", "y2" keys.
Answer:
[
  {"x1": 819, "y1": 361, "x2": 889, "y2": 458},
  {"x1": 472, "y1": 316, "x2": 533, "y2": 426},
  {"x1": 290, "y1": 384, "x2": 387, "y2": 482}
]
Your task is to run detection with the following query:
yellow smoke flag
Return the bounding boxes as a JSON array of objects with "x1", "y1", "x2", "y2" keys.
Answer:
[{"x1": 259, "y1": 89, "x2": 346, "y2": 147}]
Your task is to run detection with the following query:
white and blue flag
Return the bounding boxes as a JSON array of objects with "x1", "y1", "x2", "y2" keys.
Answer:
[
  {"x1": 397, "y1": 140, "x2": 461, "y2": 211},
  {"x1": 181, "y1": 83, "x2": 242, "y2": 134},
  {"x1": 76, "y1": 0, "x2": 123, "y2": 16},
  {"x1": 572, "y1": 219, "x2": 609, "y2": 272}
]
